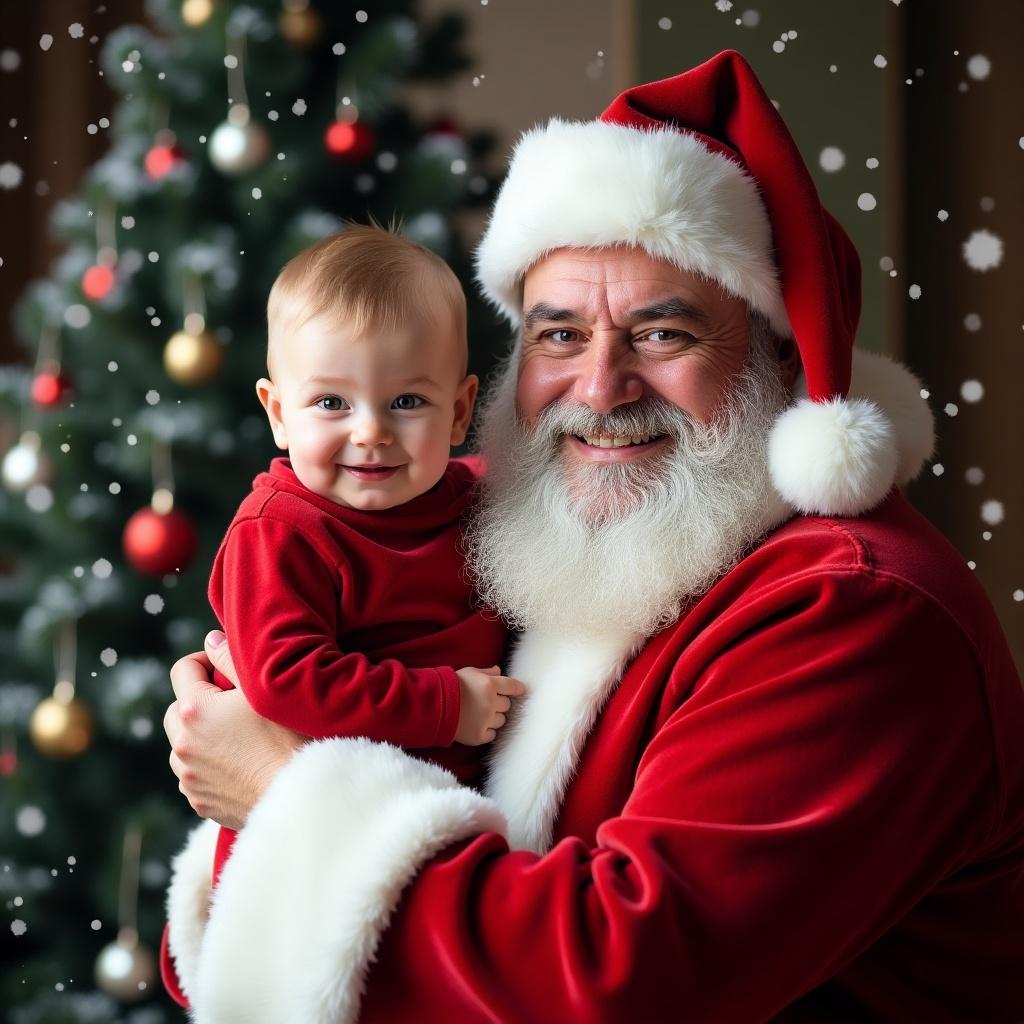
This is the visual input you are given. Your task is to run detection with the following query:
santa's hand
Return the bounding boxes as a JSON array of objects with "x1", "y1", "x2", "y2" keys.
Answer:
[
  {"x1": 164, "y1": 630, "x2": 304, "y2": 829},
  {"x1": 454, "y1": 665, "x2": 527, "y2": 745}
]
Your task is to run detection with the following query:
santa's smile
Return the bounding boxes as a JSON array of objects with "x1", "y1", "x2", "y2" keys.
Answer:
[{"x1": 566, "y1": 433, "x2": 670, "y2": 462}]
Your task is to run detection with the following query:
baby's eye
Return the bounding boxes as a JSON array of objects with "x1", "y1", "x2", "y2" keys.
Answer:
[
  {"x1": 392, "y1": 394, "x2": 425, "y2": 411},
  {"x1": 316, "y1": 395, "x2": 348, "y2": 411}
]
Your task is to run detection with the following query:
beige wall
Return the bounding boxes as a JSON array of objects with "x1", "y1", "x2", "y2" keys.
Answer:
[{"x1": 405, "y1": 0, "x2": 631, "y2": 172}]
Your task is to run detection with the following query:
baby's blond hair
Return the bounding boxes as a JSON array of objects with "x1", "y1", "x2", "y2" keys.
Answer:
[{"x1": 266, "y1": 224, "x2": 467, "y2": 377}]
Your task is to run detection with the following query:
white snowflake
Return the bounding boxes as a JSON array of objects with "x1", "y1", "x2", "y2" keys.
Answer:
[
  {"x1": 68, "y1": 23, "x2": 84, "y2": 39},
  {"x1": 962, "y1": 229, "x2": 1003, "y2": 271},
  {"x1": 658, "y1": 17, "x2": 673, "y2": 30},
  {"x1": 857, "y1": 192, "x2": 877, "y2": 211},
  {"x1": 39, "y1": 34, "x2": 54, "y2": 51},
  {"x1": 0, "y1": 49, "x2": 20, "y2": 71},
  {"x1": 980, "y1": 500, "x2": 1005, "y2": 526},
  {"x1": 92, "y1": 558, "x2": 113, "y2": 579},
  {"x1": 965, "y1": 467, "x2": 985, "y2": 485},
  {"x1": 908, "y1": 284, "x2": 922, "y2": 299},
  {"x1": 292, "y1": 98, "x2": 307, "y2": 116},
  {"x1": 0, "y1": 162, "x2": 23, "y2": 189},
  {"x1": 873, "y1": 54, "x2": 887, "y2": 68},
  {"x1": 144, "y1": 594, "x2": 165, "y2": 615},
  {"x1": 715, "y1": 0, "x2": 733, "y2": 10},
  {"x1": 937, "y1": 209, "x2": 949, "y2": 221},
  {"x1": 964, "y1": 313, "x2": 982, "y2": 332},
  {"x1": 960, "y1": 380, "x2": 984, "y2": 403},
  {"x1": 966, "y1": 54, "x2": 991, "y2": 80},
  {"x1": 332, "y1": 43, "x2": 346, "y2": 55},
  {"x1": 819, "y1": 146, "x2": 845, "y2": 172},
  {"x1": 64, "y1": 304, "x2": 91, "y2": 328},
  {"x1": 11, "y1": 919, "x2": 26, "y2": 936},
  {"x1": 16, "y1": 805, "x2": 45, "y2": 836}
]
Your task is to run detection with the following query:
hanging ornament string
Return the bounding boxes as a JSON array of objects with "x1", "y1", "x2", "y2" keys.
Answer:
[
  {"x1": 118, "y1": 825, "x2": 143, "y2": 947},
  {"x1": 145, "y1": 97, "x2": 184, "y2": 180},
  {"x1": 123, "y1": 436, "x2": 198, "y2": 576},
  {"x1": 209, "y1": 22, "x2": 269, "y2": 174},
  {"x1": 164, "y1": 270, "x2": 221, "y2": 385},
  {"x1": 151, "y1": 436, "x2": 176, "y2": 514},
  {"x1": 325, "y1": 69, "x2": 374, "y2": 160},
  {"x1": 28, "y1": 619, "x2": 94, "y2": 758},
  {"x1": 183, "y1": 268, "x2": 207, "y2": 336},
  {"x1": 82, "y1": 199, "x2": 119, "y2": 301},
  {"x1": 94, "y1": 825, "x2": 157, "y2": 1002},
  {"x1": 30, "y1": 324, "x2": 71, "y2": 407}
]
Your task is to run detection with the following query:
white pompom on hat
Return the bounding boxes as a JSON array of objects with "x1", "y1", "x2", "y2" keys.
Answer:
[{"x1": 475, "y1": 50, "x2": 934, "y2": 517}]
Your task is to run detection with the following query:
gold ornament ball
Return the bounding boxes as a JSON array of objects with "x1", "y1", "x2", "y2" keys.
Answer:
[
  {"x1": 164, "y1": 329, "x2": 223, "y2": 385},
  {"x1": 29, "y1": 695, "x2": 94, "y2": 758},
  {"x1": 95, "y1": 934, "x2": 157, "y2": 1002},
  {"x1": 279, "y1": 7, "x2": 323, "y2": 48},
  {"x1": 182, "y1": 0, "x2": 214, "y2": 28}
]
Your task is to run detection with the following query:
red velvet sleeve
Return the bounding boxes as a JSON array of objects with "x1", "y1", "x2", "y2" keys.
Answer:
[
  {"x1": 359, "y1": 571, "x2": 998, "y2": 1022},
  {"x1": 217, "y1": 516, "x2": 460, "y2": 747}
]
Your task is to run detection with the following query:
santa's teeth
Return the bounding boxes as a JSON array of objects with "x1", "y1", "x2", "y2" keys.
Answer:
[{"x1": 580, "y1": 434, "x2": 657, "y2": 448}]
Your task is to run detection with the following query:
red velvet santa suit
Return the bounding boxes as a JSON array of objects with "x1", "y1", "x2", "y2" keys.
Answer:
[
  {"x1": 205, "y1": 455, "x2": 505, "y2": 880},
  {"x1": 163, "y1": 488, "x2": 1024, "y2": 1022}
]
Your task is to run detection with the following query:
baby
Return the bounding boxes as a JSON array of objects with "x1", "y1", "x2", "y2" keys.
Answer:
[{"x1": 207, "y1": 224, "x2": 522, "y2": 885}]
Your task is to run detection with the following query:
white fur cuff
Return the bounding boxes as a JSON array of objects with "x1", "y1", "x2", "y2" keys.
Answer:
[{"x1": 168, "y1": 739, "x2": 506, "y2": 1024}]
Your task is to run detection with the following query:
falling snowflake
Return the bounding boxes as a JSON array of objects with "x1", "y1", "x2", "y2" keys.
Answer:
[
  {"x1": 355, "y1": 9, "x2": 368, "y2": 21},
  {"x1": 819, "y1": 146, "x2": 845, "y2": 172},
  {"x1": 965, "y1": 467, "x2": 985, "y2": 485},
  {"x1": 866, "y1": 157, "x2": 879, "y2": 169},
  {"x1": 1014, "y1": 590, "x2": 1024, "y2": 603},
  {"x1": 144, "y1": 594, "x2": 165, "y2": 615},
  {"x1": 857, "y1": 192, "x2": 877, "y2": 211},
  {"x1": 873, "y1": 54, "x2": 887, "y2": 68},
  {"x1": 39, "y1": 34, "x2": 54, "y2": 51},
  {"x1": 908, "y1": 284, "x2": 922, "y2": 299},
  {"x1": 64, "y1": 304, "x2": 90, "y2": 328},
  {"x1": 772, "y1": 40, "x2": 786, "y2": 53},
  {"x1": 962, "y1": 229, "x2": 1003, "y2": 271},
  {"x1": 11, "y1": 920, "x2": 27, "y2": 936},
  {"x1": 741, "y1": 9, "x2": 760, "y2": 26},
  {"x1": 0, "y1": 49, "x2": 20, "y2": 71},
  {"x1": 16, "y1": 805, "x2": 45, "y2": 836},
  {"x1": 937, "y1": 209, "x2": 949, "y2": 221},
  {"x1": 966, "y1": 54, "x2": 991, "y2": 80},
  {"x1": 251, "y1": 186, "x2": 262, "y2": 199},
  {"x1": 92, "y1": 558, "x2": 113, "y2": 579},
  {"x1": 715, "y1": 0, "x2": 733, "y2": 10},
  {"x1": 944, "y1": 403, "x2": 959, "y2": 417},
  {"x1": 68, "y1": 23, "x2": 84, "y2": 39},
  {"x1": 292, "y1": 98, "x2": 307, "y2": 116},
  {"x1": 658, "y1": 17, "x2": 673, "y2": 30},
  {"x1": 0, "y1": 162, "x2": 23, "y2": 189},
  {"x1": 960, "y1": 380, "x2": 984, "y2": 403},
  {"x1": 964, "y1": 313, "x2": 982, "y2": 332},
  {"x1": 932, "y1": 463, "x2": 944, "y2": 476},
  {"x1": 332, "y1": 43, "x2": 346, "y2": 55},
  {"x1": 980, "y1": 500, "x2": 1005, "y2": 526}
]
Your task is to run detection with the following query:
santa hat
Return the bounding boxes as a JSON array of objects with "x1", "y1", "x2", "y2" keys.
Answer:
[{"x1": 475, "y1": 50, "x2": 933, "y2": 517}]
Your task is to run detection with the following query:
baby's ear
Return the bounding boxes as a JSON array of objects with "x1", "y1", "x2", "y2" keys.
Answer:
[
  {"x1": 256, "y1": 378, "x2": 289, "y2": 450},
  {"x1": 450, "y1": 374, "x2": 479, "y2": 446}
]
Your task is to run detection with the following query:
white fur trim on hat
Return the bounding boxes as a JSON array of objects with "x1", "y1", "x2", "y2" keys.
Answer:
[
  {"x1": 174, "y1": 738, "x2": 506, "y2": 1024},
  {"x1": 475, "y1": 118, "x2": 792, "y2": 337},
  {"x1": 769, "y1": 347, "x2": 934, "y2": 517}
]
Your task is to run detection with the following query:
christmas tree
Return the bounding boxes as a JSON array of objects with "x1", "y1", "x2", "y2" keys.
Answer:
[{"x1": 0, "y1": 1, "x2": 500, "y2": 1019}]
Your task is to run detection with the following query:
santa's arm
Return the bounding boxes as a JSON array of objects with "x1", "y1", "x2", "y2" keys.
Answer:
[{"x1": 167, "y1": 569, "x2": 996, "y2": 1023}]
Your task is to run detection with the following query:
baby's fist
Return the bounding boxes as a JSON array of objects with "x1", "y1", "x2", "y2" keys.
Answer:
[{"x1": 454, "y1": 666, "x2": 526, "y2": 746}]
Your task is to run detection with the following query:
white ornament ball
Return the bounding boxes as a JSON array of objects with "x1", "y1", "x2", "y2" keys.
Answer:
[
  {"x1": 209, "y1": 116, "x2": 269, "y2": 175},
  {"x1": 2, "y1": 432, "x2": 48, "y2": 493},
  {"x1": 95, "y1": 932, "x2": 157, "y2": 1002}
]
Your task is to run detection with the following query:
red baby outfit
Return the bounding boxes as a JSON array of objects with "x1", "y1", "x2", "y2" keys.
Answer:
[{"x1": 207, "y1": 455, "x2": 505, "y2": 882}]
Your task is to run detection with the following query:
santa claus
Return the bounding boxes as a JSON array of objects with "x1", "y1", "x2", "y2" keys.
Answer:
[{"x1": 161, "y1": 51, "x2": 1024, "y2": 1022}]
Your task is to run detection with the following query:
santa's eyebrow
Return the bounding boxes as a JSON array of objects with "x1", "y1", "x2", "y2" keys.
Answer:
[
  {"x1": 522, "y1": 303, "x2": 578, "y2": 332},
  {"x1": 626, "y1": 298, "x2": 712, "y2": 329}
]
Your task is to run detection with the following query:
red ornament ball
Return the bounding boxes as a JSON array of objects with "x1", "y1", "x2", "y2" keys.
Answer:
[
  {"x1": 0, "y1": 750, "x2": 16, "y2": 776},
  {"x1": 122, "y1": 506, "x2": 198, "y2": 577},
  {"x1": 82, "y1": 264, "x2": 116, "y2": 301},
  {"x1": 31, "y1": 370, "x2": 72, "y2": 406},
  {"x1": 324, "y1": 120, "x2": 376, "y2": 161},
  {"x1": 145, "y1": 142, "x2": 185, "y2": 180}
]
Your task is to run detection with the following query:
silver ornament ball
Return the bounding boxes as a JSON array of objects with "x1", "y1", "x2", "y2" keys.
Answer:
[
  {"x1": 2, "y1": 431, "x2": 48, "y2": 493},
  {"x1": 94, "y1": 932, "x2": 157, "y2": 1002},
  {"x1": 209, "y1": 109, "x2": 269, "y2": 175}
]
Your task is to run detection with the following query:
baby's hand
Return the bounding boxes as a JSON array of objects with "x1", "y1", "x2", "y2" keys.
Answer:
[{"x1": 454, "y1": 665, "x2": 526, "y2": 746}]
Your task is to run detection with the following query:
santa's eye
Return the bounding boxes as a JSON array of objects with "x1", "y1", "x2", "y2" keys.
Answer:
[{"x1": 545, "y1": 329, "x2": 579, "y2": 343}]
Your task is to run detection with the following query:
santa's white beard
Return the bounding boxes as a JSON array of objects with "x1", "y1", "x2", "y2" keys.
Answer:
[{"x1": 465, "y1": 324, "x2": 791, "y2": 638}]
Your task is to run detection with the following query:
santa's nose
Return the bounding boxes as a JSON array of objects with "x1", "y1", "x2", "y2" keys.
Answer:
[{"x1": 573, "y1": 341, "x2": 643, "y2": 413}]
